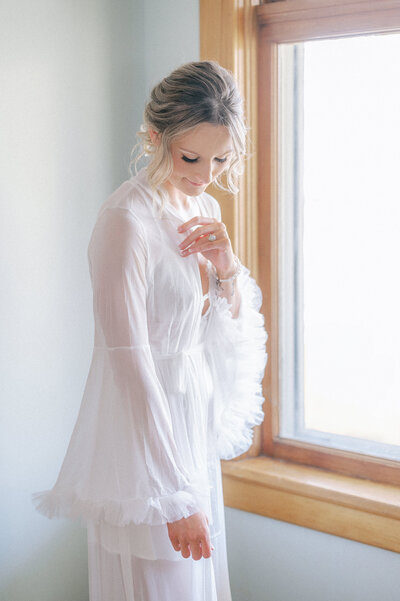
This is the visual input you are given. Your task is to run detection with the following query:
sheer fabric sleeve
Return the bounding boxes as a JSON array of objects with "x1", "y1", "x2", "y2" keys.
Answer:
[
  {"x1": 32, "y1": 207, "x2": 210, "y2": 527},
  {"x1": 204, "y1": 198, "x2": 268, "y2": 460}
]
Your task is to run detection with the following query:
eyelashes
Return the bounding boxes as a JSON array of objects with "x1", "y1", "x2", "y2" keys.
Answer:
[{"x1": 181, "y1": 155, "x2": 227, "y2": 164}]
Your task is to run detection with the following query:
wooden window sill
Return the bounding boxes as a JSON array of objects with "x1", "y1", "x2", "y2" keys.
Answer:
[{"x1": 221, "y1": 456, "x2": 400, "y2": 553}]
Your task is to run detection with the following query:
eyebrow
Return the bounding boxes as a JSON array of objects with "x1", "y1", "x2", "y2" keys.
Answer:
[{"x1": 178, "y1": 147, "x2": 233, "y2": 156}]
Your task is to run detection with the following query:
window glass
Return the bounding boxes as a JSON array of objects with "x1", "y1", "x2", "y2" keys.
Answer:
[{"x1": 278, "y1": 33, "x2": 400, "y2": 460}]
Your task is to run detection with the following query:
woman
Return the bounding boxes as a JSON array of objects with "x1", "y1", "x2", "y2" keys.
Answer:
[{"x1": 32, "y1": 60, "x2": 268, "y2": 601}]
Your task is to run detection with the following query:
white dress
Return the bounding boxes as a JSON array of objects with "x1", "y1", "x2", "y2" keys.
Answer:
[{"x1": 31, "y1": 166, "x2": 268, "y2": 601}]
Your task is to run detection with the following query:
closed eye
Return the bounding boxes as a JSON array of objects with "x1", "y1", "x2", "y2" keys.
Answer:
[{"x1": 181, "y1": 156, "x2": 228, "y2": 164}]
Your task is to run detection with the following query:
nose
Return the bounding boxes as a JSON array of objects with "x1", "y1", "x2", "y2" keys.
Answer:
[{"x1": 195, "y1": 161, "x2": 213, "y2": 185}]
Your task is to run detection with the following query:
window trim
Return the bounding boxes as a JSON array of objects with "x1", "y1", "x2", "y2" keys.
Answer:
[
  {"x1": 221, "y1": 456, "x2": 400, "y2": 554},
  {"x1": 257, "y1": 0, "x2": 400, "y2": 42},
  {"x1": 200, "y1": 0, "x2": 400, "y2": 553},
  {"x1": 257, "y1": 0, "x2": 400, "y2": 487}
]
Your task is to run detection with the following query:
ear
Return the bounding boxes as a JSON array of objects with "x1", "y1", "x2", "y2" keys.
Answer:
[{"x1": 149, "y1": 128, "x2": 161, "y2": 146}]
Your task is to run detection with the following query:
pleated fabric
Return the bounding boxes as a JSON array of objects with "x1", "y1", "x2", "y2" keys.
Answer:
[{"x1": 31, "y1": 166, "x2": 268, "y2": 600}]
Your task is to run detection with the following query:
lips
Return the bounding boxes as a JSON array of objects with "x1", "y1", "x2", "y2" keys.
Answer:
[{"x1": 185, "y1": 178, "x2": 206, "y2": 187}]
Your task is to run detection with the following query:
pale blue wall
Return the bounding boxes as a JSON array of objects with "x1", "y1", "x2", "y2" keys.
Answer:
[
  {"x1": 143, "y1": 0, "x2": 200, "y2": 93},
  {"x1": 2, "y1": 1, "x2": 400, "y2": 600},
  {"x1": 226, "y1": 508, "x2": 400, "y2": 601}
]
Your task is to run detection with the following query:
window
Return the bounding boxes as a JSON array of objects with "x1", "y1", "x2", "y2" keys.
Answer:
[
  {"x1": 258, "y1": 0, "x2": 400, "y2": 485},
  {"x1": 278, "y1": 33, "x2": 400, "y2": 462}
]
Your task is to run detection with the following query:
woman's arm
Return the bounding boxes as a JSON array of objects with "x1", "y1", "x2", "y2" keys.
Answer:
[{"x1": 88, "y1": 206, "x2": 211, "y2": 526}]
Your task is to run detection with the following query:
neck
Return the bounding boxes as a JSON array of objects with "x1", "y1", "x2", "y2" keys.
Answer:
[{"x1": 163, "y1": 180, "x2": 190, "y2": 210}]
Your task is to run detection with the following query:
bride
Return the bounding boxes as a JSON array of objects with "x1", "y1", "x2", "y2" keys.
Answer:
[{"x1": 32, "y1": 59, "x2": 268, "y2": 601}]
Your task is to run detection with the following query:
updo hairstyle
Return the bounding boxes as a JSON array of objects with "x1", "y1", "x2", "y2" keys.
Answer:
[{"x1": 129, "y1": 60, "x2": 248, "y2": 214}]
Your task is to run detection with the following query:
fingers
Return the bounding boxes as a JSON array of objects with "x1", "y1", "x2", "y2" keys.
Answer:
[
  {"x1": 200, "y1": 535, "x2": 212, "y2": 560},
  {"x1": 181, "y1": 235, "x2": 231, "y2": 257},
  {"x1": 173, "y1": 539, "x2": 198, "y2": 560},
  {"x1": 191, "y1": 540, "x2": 203, "y2": 561},
  {"x1": 167, "y1": 512, "x2": 214, "y2": 561},
  {"x1": 169, "y1": 537, "x2": 181, "y2": 552},
  {"x1": 169, "y1": 534, "x2": 214, "y2": 560},
  {"x1": 180, "y1": 541, "x2": 191, "y2": 559},
  {"x1": 178, "y1": 539, "x2": 213, "y2": 561},
  {"x1": 177, "y1": 216, "x2": 217, "y2": 234},
  {"x1": 178, "y1": 222, "x2": 224, "y2": 252}
]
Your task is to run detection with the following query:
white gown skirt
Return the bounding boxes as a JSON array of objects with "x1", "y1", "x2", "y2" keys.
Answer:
[{"x1": 86, "y1": 459, "x2": 233, "y2": 601}]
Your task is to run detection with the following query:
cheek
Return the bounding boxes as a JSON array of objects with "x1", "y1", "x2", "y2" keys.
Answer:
[
  {"x1": 171, "y1": 156, "x2": 189, "y2": 179},
  {"x1": 171, "y1": 155, "x2": 181, "y2": 174}
]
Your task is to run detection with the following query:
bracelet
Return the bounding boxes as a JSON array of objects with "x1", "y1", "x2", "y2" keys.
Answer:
[{"x1": 215, "y1": 256, "x2": 241, "y2": 297}]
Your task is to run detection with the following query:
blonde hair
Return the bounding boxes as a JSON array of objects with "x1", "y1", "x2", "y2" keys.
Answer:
[{"x1": 129, "y1": 60, "x2": 248, "y2": 216}]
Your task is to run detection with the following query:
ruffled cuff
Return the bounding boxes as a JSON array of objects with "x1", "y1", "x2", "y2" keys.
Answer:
[
  {"x1": 31, "y1": 481, "x2": 211, "y2": 528},
  {"x1": 205, "y1": 260, "x2": 268, "y2": 460}
]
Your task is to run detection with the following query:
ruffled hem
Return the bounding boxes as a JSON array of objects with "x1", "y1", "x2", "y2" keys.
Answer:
[
  {"x1": 205, "y1": 261, "x2": 268, "y2": 460},
  {"x1": 31, "y1": 483, "x2": 210, "y2": 528}
]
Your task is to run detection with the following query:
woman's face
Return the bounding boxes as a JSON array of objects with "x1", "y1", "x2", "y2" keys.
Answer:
[{"x1": 164, "y1": 122, "x2": 233, "y2": 200}]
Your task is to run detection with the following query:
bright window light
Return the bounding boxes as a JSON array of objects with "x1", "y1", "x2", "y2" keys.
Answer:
[{"x1": 278, "y1": 33, "x2": 400, "y2": 460}]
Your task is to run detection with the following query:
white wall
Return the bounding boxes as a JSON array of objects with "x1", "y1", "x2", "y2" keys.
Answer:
[
  {"x1": 2, "y1": 2, "x2": 399, "y2": 601},
  {"x1": 2, "y1": 1, "x2": 137, "y2": 600}
]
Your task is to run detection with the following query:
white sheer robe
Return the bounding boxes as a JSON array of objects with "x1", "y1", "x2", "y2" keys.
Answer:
[{"x1": 32, "y1": 167, "x2": 268, "y2": 601}]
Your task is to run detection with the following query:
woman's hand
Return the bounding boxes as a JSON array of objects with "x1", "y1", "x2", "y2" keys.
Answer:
[
  {"x1": 177, "y1": 216, "x2": 236, "y2": 278},
  {"x1": 167, "y1": 511, "x2": 214, "y2": 560}
]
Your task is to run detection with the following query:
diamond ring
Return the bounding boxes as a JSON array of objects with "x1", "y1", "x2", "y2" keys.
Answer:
[{"x1": 208, "y1": 233, "x2": 217, "y2": 241}]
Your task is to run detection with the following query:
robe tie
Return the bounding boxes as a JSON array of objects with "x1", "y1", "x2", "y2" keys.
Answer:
[{"x1": 152, "y1": 342, "x2": 206, "y2": 394}]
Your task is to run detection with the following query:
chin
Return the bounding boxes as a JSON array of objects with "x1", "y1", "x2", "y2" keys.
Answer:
[{"x1": 181, "y1": 180, "x2": 209, "y2": 196}]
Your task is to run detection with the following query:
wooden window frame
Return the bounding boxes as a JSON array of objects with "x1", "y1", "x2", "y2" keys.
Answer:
[{"x1": 201, "y1": 0, "x2": 400, "y2": 554}]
